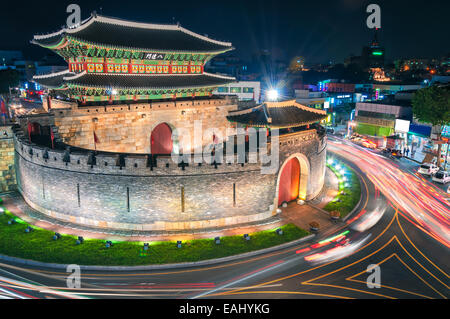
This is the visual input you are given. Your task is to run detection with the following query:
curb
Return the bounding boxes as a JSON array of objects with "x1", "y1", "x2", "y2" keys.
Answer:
[
  {"x1": 0, "y1": 234, "x2": 315, "y2": 271},
  {"x1": 342, "y1": 171, "x2": 364, "y2": 222},
  {"x1": 327, "y1": 151, "x2": 364, "y2": 223},
  {"x1": 404, "y1": 156, "x2": 422, "y2": 164}
]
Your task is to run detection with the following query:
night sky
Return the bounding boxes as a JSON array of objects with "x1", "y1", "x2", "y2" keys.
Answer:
[{"x1": 1, "y1": 0, "x2": 449, "y2": 64}]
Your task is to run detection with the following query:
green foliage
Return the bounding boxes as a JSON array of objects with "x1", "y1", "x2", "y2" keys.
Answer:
[
  {"x1": 412, "y1": 86, "x2": 450, "y2": 128},
  {"x1": 324, "y1": 162, "x2": 361, "y2": 218},
  {"x1": 0, "y1": 69, "x2": 20, "y2": 94},
  {"x1": 0, "y1": 208, "x2": 308, "y2": 266}
]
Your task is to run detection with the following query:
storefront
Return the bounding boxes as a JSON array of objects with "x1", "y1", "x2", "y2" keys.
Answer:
[
  {"x1": 394, "y1": 119, "x2": 410, "y2": 151},
  {"x1": 440, "y1": 126, "x2": 450, "y2": 169},
  {"x1": 406, "y1": 123, "x2": 432, "y2": 161}
]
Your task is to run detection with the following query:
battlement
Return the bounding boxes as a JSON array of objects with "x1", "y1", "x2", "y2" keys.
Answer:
[
  {"x1": 12, "y1": 122, "x2": 326, "y2": 232},
  {"x1": 49, "y1": 96, "x2": 237, "y2": 117},
  {"x1": 13, "y1": 129, "x2": 271, "y2": 177},
  {"x1": 13, "y1": 124, "x2": 321, "y2": 178}
]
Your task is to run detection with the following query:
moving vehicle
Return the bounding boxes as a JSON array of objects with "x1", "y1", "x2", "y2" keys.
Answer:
[
  {"x1": 418, "y1": 163, "x2": 439, "y2": 176},
  {"x1": 362, "y1": 140, "x2": 377, "y2": 149},
  {"x1": 390, "y1": 149, "x2": 403, "y2": 159},
  {"x1": 382, "y1": 148, "x2": 402, "y2": 159},
  {"x1": 432, "y1": 171, "x2": 450, "y2": 184}
]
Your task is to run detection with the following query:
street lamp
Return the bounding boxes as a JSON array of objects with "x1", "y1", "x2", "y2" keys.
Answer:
[{"x1": 266, "y1": 89, "x2": 279, "y2": 101}]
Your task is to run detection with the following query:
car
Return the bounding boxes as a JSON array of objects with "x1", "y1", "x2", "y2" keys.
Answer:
[
  {"x1": 390, "y1": 149, "x2": 403, "y2": 158},
  {"x1": 326, "y1": 127, "x2": 335, "y2": 134},
  {"x1": 418, "y1": 163, "x2": 439, "y2": 176},
  {"x1": 432, "y1": 171, "x2": 450, "y2": 184},
  {"x1": 362, "y1": 140, "x2": 377, "y2": 149}
]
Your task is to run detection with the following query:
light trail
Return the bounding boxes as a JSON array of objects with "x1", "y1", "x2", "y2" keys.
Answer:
[{"x1": 329, "y1": 139, "x2": 450, "y2": 248}]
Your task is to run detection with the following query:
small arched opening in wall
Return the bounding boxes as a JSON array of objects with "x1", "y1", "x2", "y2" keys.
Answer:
[
  {"x1": 275, "y1": 153, "x2": 310, "y2": 207},
  {"x1": 150, "y1": 122, "x2": 175, "y2": 155},
  {"x1": 29, "y1": 122, "x2": 52, "y2": 148}
]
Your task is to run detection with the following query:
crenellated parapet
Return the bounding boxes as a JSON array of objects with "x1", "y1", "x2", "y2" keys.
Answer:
[
  {"x1": 13, "y1": 123, "x2": 271, "y2": 177},
  {"x1": 12, "y1": 123, "x2": 326, "y2": 232}
]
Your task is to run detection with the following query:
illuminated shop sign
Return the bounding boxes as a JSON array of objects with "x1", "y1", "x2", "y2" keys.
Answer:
[{"x1": 395, "y1": 119, "x2": 410, "y2": 133}]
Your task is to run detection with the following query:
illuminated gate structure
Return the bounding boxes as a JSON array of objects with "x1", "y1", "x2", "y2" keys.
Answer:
[
  {"x1": 7, "y1": 14, "x2": 328, "y2": 232},
  {"x1": 227, "y1": 100, "x2": 326, "y2": 207},
  {"x1": 32, "y1": 12, "x2": 235, "y2": 103}
]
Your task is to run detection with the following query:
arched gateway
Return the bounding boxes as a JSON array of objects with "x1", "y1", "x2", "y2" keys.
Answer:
[
  {"x1": 276, "y1": 154, "x2": 310, "y2": 206},
  {"x1": 278, "y1": 157, "x2": 300, "y2": 205},
  {"x1": 151, "y1": 123, "x2": 173, "y2": 155}
]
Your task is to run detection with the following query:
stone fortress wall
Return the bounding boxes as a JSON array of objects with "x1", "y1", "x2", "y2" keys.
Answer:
[
  {"x1": 0, "y1": 125, "x2": 16, "y2": 193},
  {"x1": 45, "y1": 97, "x2": 238, "y2": 153},
  {"x1": 13, "y1": 120, "x2": 326, "y2": 231}
]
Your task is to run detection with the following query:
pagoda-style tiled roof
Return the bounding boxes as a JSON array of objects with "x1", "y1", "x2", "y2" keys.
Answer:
[
  {"x1": 34, "y1": 71, "x2": 235, "y2": 90},
  {"x1": 33, "y1": 69, "x2": 74, "y2": 89},
  {"x1": 32, "y1": 13, "x2": 233, "y2": 54},
  {"x1": 227, "y1": 100, "x2": 327, "y2": 128}
]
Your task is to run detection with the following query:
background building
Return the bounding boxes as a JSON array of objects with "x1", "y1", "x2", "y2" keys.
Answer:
[{"x1": 213, "y1": 81, "x2": 261, "y2": 103}]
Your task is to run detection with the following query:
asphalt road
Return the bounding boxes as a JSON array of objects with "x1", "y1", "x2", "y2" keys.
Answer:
[{"x1": 0, "y1": 138, "x2": 448, "y2": 299}]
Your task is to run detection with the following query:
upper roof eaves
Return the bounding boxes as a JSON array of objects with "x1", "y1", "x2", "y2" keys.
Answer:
[{"x1": 32, "y1": 13, "x2": 234, "y2": 54}]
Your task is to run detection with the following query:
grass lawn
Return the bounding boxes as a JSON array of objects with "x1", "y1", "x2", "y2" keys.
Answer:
[
  {"x1": 0, "y1": 207, "x2": 309, "y2": 266},
  {"x1": 323, "y1": 160, "x2": 362, "y2": 218}
]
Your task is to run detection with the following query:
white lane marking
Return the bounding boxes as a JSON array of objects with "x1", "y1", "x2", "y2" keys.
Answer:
[{"x1": 191, "y1": 260, "x2": 290, "y2": 299}]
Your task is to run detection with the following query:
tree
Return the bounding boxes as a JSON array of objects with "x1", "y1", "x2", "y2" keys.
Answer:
[
  {"x1": 412, "y1": 86, "x2": 450, "y2": 167},
  {"x1": 0, "y1": 69, "x2": 20, "y2": 94}
]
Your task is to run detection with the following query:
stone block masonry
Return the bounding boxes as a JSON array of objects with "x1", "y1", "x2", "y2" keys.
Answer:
[
  {"x1": 0, "y1": 125, "x2": 16, "y2": 193},
  {"x1": 52, "y1": 98, "x2": 238, "y2": 153},
  {"x1": 13, "y1": 120, "x2": 326, "y2": 232}
]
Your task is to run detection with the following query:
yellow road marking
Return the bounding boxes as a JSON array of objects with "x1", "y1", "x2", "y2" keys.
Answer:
[
  {"x1": 347, "y1": 253, "x2": 434, "y2": 299},
  {"x1": 213, "y1": 208, "x2": 397, "y2": 297},
  {"x1": 396, "y1": 212, "x2": 450, "y2": 281},
  {"x1": 207, "y1": 290, "x2": 355, "y2": 299}
]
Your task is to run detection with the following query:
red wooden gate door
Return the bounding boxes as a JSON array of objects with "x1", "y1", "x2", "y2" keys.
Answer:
[
  {"x1": 151, "y1": 123, "x2": 173, "y2": 154},
  {"x1": 278, "y1": 157, "x2": 300, "y2": 206}
]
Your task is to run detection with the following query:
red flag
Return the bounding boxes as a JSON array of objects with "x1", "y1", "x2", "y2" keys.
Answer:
[
  {"x1": 47, "y1": 95, "x2": 52, "y2": 110},
  {"x1": 50, "y1": 127, "x2": 55, "y2": 149},
  {"x1": 27, "y1": 121, "x2": 32, "y2": 142},
  {"x1": 0, "y1": 99, "x2": 6, "y2": 115},
  {"x1": 93, "y1": 131, "x2": 99, "y2": 150}
]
